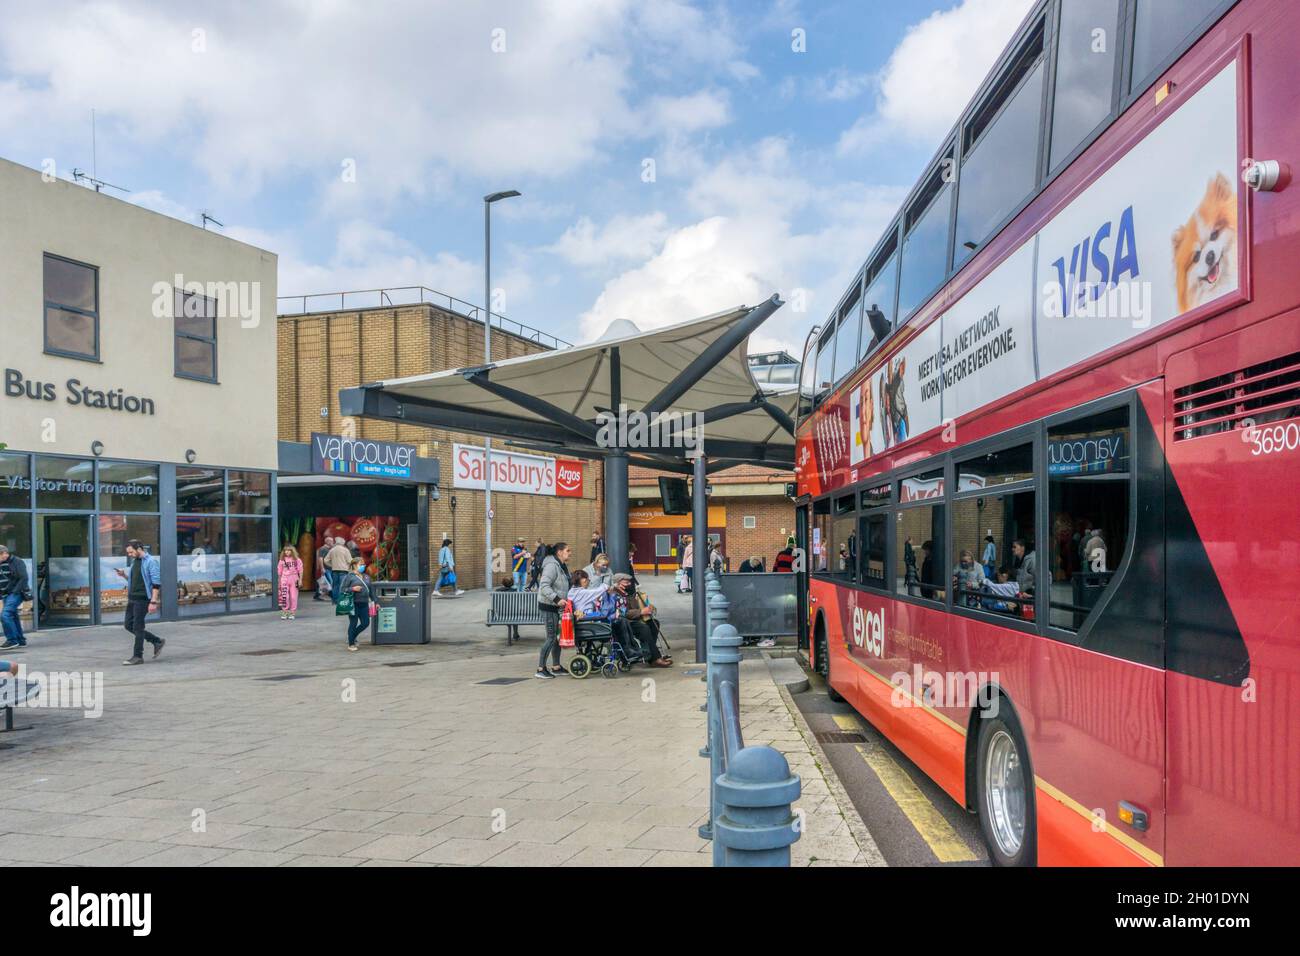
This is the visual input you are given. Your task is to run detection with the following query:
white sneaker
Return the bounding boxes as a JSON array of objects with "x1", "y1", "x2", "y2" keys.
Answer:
[
  {"x1": 280, "y1": 612, "x2": 287, "y2": 620},
  {"x1": 288, "y1": 614, "x2": 295, "y2": 620},
  {"x1": 454, "y1": 589, "x2": 464, "y2": 596},
  {"x1": 347, "y1": 644, "x2": 358, "y2": 652},
  {"x1": 757, "y1": 638, "x2": 776, "y2": 648}
]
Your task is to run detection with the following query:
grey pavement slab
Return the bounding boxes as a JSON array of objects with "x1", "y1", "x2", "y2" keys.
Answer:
[{"x1": 0, "y1": 587, "x2": 868, "y2": 866}]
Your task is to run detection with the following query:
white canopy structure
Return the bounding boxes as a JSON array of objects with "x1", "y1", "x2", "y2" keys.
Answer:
[
  {"x1": 339, "y1": 295, "x2": 795, "y2": 472},
  {"x1": 340, "y1": 294, "x2": 793, "y2": 659}
]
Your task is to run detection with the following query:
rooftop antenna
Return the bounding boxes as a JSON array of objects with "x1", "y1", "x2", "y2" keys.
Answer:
[
  {"x1": 71, "y1": 168, "x2": 129, "y2": 195},
  {"x1": 199, "y1": 211, "x2": 224, "y2": 230},
  {"x1": 71, "y1": 110, "x2": 129, "y2": 194}
]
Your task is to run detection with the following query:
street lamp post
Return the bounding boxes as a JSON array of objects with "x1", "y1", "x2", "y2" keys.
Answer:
[{"x1": 483, "y1": 189, "x2": 521, "y2": 591}]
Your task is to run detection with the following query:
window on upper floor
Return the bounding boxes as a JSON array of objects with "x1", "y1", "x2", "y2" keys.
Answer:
[
  {"x1": 953, "y1": 21, "x2": 1047, "y2": 269},
  {"x1": 859, "y1": 233, "x2": 899, "y2": 361},
  {"x1": 44, "y1": 253, "x2": 99, "y2": 361},
  {"x1": 832, "y1": 282, "x2": 863, "y2": 384},
  {"x1": 1049, "y1": 0, "x2": 1121, "y2": 171},
  {"x1": 175, "y1": 288, "x2": 218, "y2": 383},
  {"x1": 897, "y1": 156, "x2": 954, "y2": 322},
  {"x1": 1130, "y1": 0, "x2": 1229, "y2": 94},
  {"x1": 814, "y1": 324, "x2": 836, "y2": 399}
]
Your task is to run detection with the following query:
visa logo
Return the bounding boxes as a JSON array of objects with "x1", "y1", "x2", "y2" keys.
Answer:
[{"x1": 1047, "y1": 205, "x2": 1141, "y2": 318}]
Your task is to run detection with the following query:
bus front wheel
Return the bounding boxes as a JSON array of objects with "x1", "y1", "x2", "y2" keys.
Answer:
[
  {"x1": 815, "y1": 621, "x2": 844, "y2": 702},
  {"x1": 975, "y1": 705, "x2": 1036, "y2": 866}
]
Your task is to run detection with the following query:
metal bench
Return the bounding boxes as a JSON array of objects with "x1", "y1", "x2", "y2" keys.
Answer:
[
  {"x1": 0, "y1": 677, "x2": 40, "y2": 735},
  {"x1": 487, "y1": 590, "x2": 546, "y2": 645}
]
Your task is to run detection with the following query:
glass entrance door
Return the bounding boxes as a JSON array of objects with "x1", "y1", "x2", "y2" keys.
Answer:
[{"x1": 36, "y1": 514, "x2": 93, "y2": 627}]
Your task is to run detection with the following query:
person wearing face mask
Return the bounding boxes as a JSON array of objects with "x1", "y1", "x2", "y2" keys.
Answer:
[
  {"x1": 952, "y1": 549, "x2": 987, "y2": 608},
  {"x1": 341, "y1": 557, "x2": 372, "y2": 652},
  {"x1": 584, "y1": 553, "x2": 612, "y2": 588}
]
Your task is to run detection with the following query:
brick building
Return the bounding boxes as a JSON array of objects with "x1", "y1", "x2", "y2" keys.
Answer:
[
  {"x1": 276, "y1": 300, "x2": 604, "y2": 590},
  {"x1": 627, "y1": 462, "x2": 794, "y2": 576}
]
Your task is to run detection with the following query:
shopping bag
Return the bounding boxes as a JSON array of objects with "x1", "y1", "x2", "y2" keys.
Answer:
[
  {"x1": 446, "y1": 570, "x2": 457, "y2": 587},
  {"x1": 369, "y1": 603, "x2": 379, "y2": 618},
  {"x1": 335, "y1": 591, "x2": 354, "y2": 616},
  {"x1": 318, "y1": 574, "x2": 332, "y2": 596},
  {"x1": 559, "y1": 600, "x2": 576, "y2": 648}
]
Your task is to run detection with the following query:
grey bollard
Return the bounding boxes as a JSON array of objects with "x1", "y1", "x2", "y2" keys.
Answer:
[
  {"x1": 701, "y1": 578, "x2": 728, "y2": 718},
  {"x1": 700, "y1": 623, "x2": 742, "y2": 849},
  {"x1": 706, "y1": 583, "x2": 729, "y2": 639},
  {"x1": 714, "y1": 745, "x2": 801, "y2": 866}
]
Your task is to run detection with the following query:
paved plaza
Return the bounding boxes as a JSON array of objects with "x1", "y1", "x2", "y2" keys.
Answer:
[{"x1": 0, "y1": 587, "x2": 875, "y2": 866}]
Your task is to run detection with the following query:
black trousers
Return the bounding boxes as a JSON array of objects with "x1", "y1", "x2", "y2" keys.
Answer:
[
  {"x1": 539, "y1": 606, "x2": 561, "y2": 668},
  {"x1": 629, "y1": 619, "x2": 660, "y2": 660},
  {"x1": 124, "y1": 598, "x2": 161, "y2": 659}
]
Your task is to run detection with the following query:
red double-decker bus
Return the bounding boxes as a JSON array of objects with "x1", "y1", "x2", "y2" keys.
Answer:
[{"x1": 794, "y1": 0, "x2": 1298, "y2": 865}]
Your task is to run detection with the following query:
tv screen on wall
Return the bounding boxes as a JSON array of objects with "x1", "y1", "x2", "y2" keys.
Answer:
[{"x1": 659, "y1": 477, "x2": 691, "y2": 515}]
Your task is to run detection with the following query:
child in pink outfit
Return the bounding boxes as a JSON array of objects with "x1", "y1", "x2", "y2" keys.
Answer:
[{"x1": 278, "y1": 546, "x2": 304, "y2": 619}]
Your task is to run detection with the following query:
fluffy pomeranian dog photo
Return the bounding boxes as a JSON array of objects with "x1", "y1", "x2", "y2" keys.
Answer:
[{"x1": 1172, "y1": 172, "x2": 1238, "y2": 313}]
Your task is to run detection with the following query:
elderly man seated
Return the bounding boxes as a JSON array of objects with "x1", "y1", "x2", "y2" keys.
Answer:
[{"x1": 625, "y1": 582, "x2": 671, "y2": 667}]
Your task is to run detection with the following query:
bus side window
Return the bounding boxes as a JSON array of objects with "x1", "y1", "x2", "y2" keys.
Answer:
[
  {"x1": 832, "y1": 494, "x2": 856, "y2": 581},
  {"x1": 896, "y1": 469, "x2": 946, "y2": 602},
  {"x1": 812, "y1": 497, "x2": 831, "y2": 573},
  {"x1": 1046, "y1": 406, "x2": 1132, "y2": 630}
]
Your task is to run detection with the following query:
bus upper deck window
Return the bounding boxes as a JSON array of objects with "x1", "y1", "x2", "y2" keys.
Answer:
[
  {"x1": 1131, "y1": 0, "x2": 1227, "y2": 94},
  {"x1": 1049, "y1": 0, "x2": 1120, "y2": 171}
]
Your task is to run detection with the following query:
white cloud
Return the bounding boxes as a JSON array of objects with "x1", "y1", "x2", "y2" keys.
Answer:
[
  {"x1": 548, "y1": 212, "x2": 671, "y2": 267},
  {"x1": 0, "y1": 0, "x2": 741, "y2": 208},
  {"x1": 643, "y1": 90, "x2": 731, "y2": 135},
  {"x1": 838, "y1": 0, "x2": 1036, "y2": 155},
  {"x1": 576, "y1": 139, "x2": 904, "y2": 351},
  {"x1": 235, "y1": 220, "x2": 533, "y2": 316}
]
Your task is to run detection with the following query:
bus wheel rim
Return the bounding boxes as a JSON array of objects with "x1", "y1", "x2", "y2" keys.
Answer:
[{"x1": 984, "y1": 729, "x2": 1025, "y2": 858}]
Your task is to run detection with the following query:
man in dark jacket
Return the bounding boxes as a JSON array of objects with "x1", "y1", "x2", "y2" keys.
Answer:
[
  {"x1": 0, "y1": 545, "x2": 30, "y2": 649},
  {"x1": 118, "y1": 540, "x2": 165, "y2": 665},
  {"x1": 528, "y1": 537, "x2": 547, "y2": 590}
]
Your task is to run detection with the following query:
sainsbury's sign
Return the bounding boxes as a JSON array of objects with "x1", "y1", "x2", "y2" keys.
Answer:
[{"x1": 453, "y1": 444, "x2": 583, "y2": 497}]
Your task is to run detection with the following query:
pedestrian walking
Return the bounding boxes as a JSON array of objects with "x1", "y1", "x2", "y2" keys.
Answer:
[
  {"x1": 340, "y1": 557, "x2": 371, "y2": 651},
  {"x1": 982, "y1": 535, "x2": 997, "y2": 579},
  {"x1": 528, "y1": 537, "x2": 547, "y2": 590},
  {"x1": 511, "y1": 537, "x2": 530, "y2": 591},
  {"x1": 118, "y1": 540, "x2": 164, "y2": 665},
  {"x1": 434, "y1": 538, "x2": 463, "y2": 596},
  {"x1": 278, "y1": 545, "x2": 304, "y2": 619},
  {"x1": 535, "y1": 541, "x2": 571, "y2": 680},
  {"x1": 325, "y1": 537, "x2": 352, "y2": 604},
  {"x1": 314, "y1": 536, "x2": 334, "y2": 601},
  {"x1": 681, "y1": 535, "x2": 694, "y2": 592},
  {"x1": 0, "y1": 544, "x2": 31, "y2": 650}
]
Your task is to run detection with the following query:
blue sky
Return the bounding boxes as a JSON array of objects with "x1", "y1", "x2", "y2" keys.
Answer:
[{"x1": 0, "y1": 0, "x2": 1034, "y2": 352}]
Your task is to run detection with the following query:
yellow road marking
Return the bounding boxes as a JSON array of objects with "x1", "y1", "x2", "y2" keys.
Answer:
[
  {"x1": 855, "y1": 743, "x2": 978, "y2": 863},
  {"x1": 833, "y1": 713, "x2": 862, "y2": 731}
]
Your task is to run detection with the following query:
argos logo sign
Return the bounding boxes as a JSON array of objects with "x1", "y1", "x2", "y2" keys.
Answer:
[
  {"x1": 555, "y1": 459, "x2": 584, "y2": 497},
  {"x1": 850, "y1": 601, "x2": 885, "y2": 657}
]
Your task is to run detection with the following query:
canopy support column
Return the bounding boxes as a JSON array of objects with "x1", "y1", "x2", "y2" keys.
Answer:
[
  {"x1": 604, "y1": 450, "x2": 629, "y2": 575},
  {"x1": 692, "y1": 451, "x2": 708, "y2": 663}
]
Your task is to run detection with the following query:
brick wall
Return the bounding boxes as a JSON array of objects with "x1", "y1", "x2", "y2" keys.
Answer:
[
  {"x1": 719, "y1": 496, "x2": 797, "y2": 569},
  {"x1": 278, "y1": 303, "x2": 604, "y2": 590}
]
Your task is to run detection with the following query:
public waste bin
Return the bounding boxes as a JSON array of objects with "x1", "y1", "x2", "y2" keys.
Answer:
[
  {"x1": 1070, "y1": 571, "x2": 1113, "y2": 629},
  {"x1": 369, "y1": 581, "x2": 431, "y2": 645}
]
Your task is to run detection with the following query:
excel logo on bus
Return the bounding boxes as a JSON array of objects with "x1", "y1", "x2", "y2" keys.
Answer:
[{"x1": 850, "y1": 597, "x2": 885, "y2": 657}]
